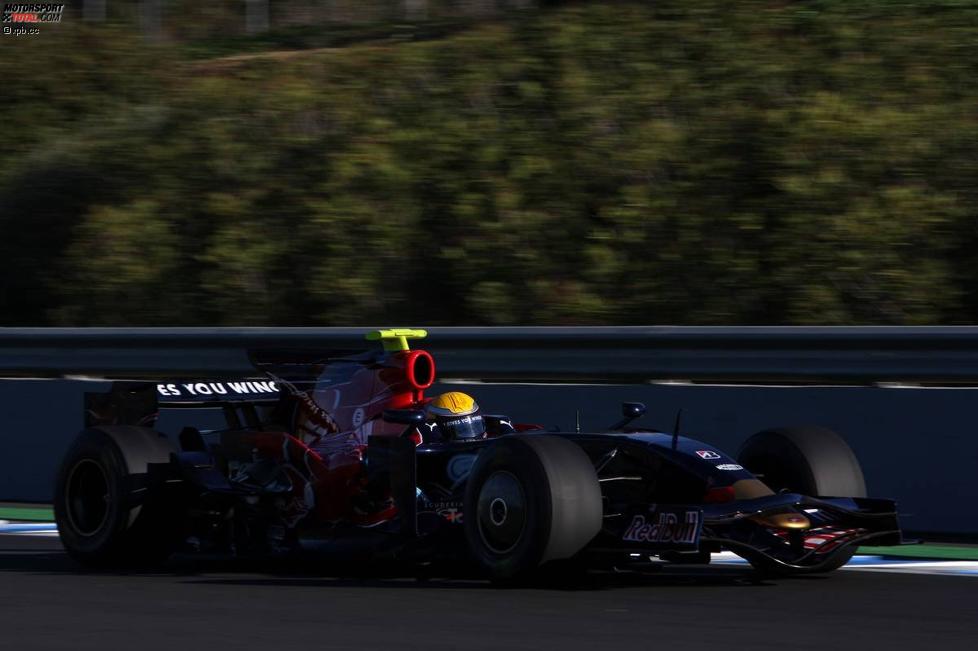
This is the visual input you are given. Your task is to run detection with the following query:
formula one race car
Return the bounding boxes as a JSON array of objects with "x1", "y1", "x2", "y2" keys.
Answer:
[{"x1": 54, "y1": 329, "x2": 903, "y2": 580}]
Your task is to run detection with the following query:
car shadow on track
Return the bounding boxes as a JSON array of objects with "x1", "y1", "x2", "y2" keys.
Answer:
[
  {"x1": 178, "y1": 568, "x2": 795, "y2": 592},
  {"x1": 0, "y1": 543, "x2": 832, "y2": 591}
]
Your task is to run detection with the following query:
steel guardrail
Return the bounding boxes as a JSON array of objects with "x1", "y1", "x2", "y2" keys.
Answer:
[{"x1": 3, "y1": 326, "x2": 978, "y2": 385}]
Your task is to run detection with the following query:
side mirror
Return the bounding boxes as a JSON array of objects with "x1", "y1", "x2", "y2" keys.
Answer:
[
  {"x1": 622, "y1": 402, "x2": 646, "y2": 419},
  {"x1": 610, "y1": 402, "x2": 647, "y2": 431},
  {"x1": 382, "y1": 409, "x2": 425, "y2": 426}
]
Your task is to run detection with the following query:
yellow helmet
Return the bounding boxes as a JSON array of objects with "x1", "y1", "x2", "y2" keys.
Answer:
[{"x1": 426, "y1": 392, "x2": 486, "y2": 441}]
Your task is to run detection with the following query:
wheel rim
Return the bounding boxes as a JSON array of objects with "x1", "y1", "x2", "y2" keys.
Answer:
[
  {"x1": 476, "y1": 471, "x2": 527, "y2": 554},
  {"x1": 64, "y1": 459, "x2": 110, "y2": 536}
]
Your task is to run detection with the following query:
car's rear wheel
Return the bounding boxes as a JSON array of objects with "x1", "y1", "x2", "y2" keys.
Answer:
[
  {"x1": 463, "y1": 435, "x2": 602, "y2": 582},
  {"x1": 738, "y1": 426, "x2": 866, "y2": 574},
  {"x1": 54, "y1": 426, "x2": 178, "y2": 568}
]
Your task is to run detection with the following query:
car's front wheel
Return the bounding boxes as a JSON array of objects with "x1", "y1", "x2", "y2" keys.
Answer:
[{"x1": 738, "y1": 426, "x2": 866, "y2": 574}]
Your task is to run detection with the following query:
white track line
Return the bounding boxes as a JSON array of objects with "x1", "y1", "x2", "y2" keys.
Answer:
[{"x1": 712, "y1": 551, "x2": 978, "y2": 576}]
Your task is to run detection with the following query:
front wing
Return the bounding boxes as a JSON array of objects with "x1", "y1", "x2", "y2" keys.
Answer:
[{"x1": 590, "y1": 493, "x2": 901, "y2": 572}]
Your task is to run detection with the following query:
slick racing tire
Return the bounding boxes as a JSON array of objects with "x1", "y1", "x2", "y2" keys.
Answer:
[
  {"x1": 738, "y1": 426, "x2": 866, "y2": 499},
  {"x1": 54, "y1": 426, "x2": 178, "y2": 568},
  {"x1": 463, "y1": 435, "x2": 602, "y2": 582},
  {"x1": 737, "y1": 426, "x2": 866, "y2": 574}
]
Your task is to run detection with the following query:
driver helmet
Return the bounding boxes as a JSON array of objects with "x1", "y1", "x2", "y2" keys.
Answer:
[{"x1": 425, "y1": 392, "x2": 486, "y2": 441}]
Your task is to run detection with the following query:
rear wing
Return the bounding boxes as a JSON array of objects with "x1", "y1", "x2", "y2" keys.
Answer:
[{"x1": 84, "y1": 379, "x2": 282, "y2": 429}]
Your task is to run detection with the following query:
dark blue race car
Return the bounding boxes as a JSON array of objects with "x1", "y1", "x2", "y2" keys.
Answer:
[{"x1": 54, "y1": 329, "x2": 903, "y2": 580}]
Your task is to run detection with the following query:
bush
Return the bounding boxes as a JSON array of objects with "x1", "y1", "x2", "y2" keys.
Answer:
[{"x1": 2, "y1": 1, "x2": 976, "y2": 325}]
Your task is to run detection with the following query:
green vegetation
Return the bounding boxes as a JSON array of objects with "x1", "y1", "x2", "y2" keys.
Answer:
[
  {"x1": 859, "y1": 545, "x2": 978, "y2": 561},
  {"x1": 2, "y1": 1, "x2": 977, "y2": 325},
  {"x1": 0, "y1": 505, "x2": 55, "y2": 522}
]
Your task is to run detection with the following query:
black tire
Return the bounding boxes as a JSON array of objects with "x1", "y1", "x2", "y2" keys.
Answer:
[
  {"x1": 738, "y1": 426, "x2": 866, "y2": 498},
  {"x1": 54, "y1": 426, "x2": 178, "y2": 568},
  {"x1": 738, "y1": 426, "x2": 866, "y2": 573},
  {"x1": 463, "y1": 435, "x2": 602, "y2": 582}
]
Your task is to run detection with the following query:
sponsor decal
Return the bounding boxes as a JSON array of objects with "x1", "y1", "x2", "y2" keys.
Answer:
[
  {"x1": 622, "y1": 511, "x2": 700, "y2": 545},
  {"x1": 351, "y1": 407, "x2": 365, "y2": 428},
  {"x1": 156, "y1": 381, "x2": 279, "y2": 398},
  {"x1": 293, "y1": 390, "x2": 340, "y2": 435},
  {"x1": 446, "y1": 453, "x2": 478, "y2": 483},
  {"x1": 432, "y1": 499, "x2": 465, "y2": 524},
  {"x1": 438, "y1": 507, "x2": 463, "y2": 524},
  {"x1": 696, "y1": 450, "x2": 721, "y2": 460},
  {"x1": 442, "y1": 414, "x2": 484, "y2": 429},
  {"x1": 715, "y1": 464, "x2": 744, "y2": 471}
]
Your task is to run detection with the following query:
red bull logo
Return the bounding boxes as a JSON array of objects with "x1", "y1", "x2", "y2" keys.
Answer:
[{"x1": 622, "y1": 511, "x2": 700, "y2": 545}]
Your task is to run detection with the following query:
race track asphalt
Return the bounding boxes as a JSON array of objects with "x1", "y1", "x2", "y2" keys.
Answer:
[{"x1": 1, "y1": 535, "x2": 975, "y2": 651}]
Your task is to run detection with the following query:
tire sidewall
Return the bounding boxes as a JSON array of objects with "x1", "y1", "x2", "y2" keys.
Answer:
[
  {"x1": 738, "y1": 430, "x2": 818, "y2": 495},
  {"x1": 55, "y1": 429, "x2": 135, "y2": 559},
  {"x1": 54, "y1": 427, "x2": 176, "y2": 566},
  {"x1": 738, "y1": 426, "x2": 866, "y2": 498},
  {"x1": 464, "y1": 438, "x2": 553, "y2": 580}
]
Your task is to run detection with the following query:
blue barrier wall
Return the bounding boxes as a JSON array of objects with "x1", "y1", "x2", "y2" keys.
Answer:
[{"x1": 1, "y1": 380, "x2": 973, "y2": 535}]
